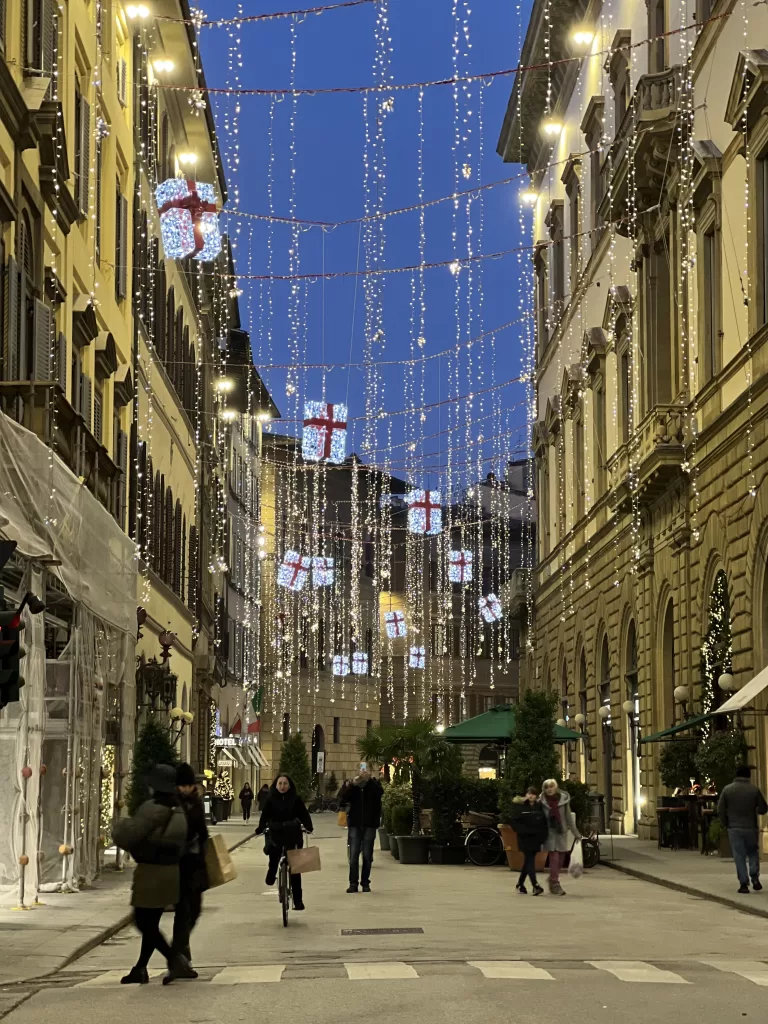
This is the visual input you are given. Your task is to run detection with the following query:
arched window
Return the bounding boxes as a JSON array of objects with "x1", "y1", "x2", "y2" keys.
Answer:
[
  {"x1": 153, "y1": 471, "x2": 163, "y2": 572},
  {"x1": 159, "y1": 113, "x2": 170, "y2": 181},
  {"x1": 180, "y1": 514, "x2": 187, "y2": 604},
  {"x1": 164, "y1": 487, "x2": 174, "y2": 585},
  {"x1": 599, "y1": 635, "x2": 613, "y2": 816},
  {"x1": 662, "y1": 599, "x2": 675, "y2": 725},
  {"x1": 173, "y1": 308, "x2": 184, "y2": 392},
  {"x1": 625, "y1": 620, "x2": 641, "y2": 833}
]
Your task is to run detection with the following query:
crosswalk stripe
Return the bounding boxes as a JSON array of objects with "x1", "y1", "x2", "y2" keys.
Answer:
[
  {"x1": 211, "y1": 966, "x2": 285, "y2": 985},
  {"x1": 700, "y1": 960, "x2": 768, "y2": 986},
  {"x1": 76, "y1": 969, "x2": 165, "y2": 988},
  {"x1": 588, "y1": 961, "x2": 688, "y2": 984},
  {"x1": 345, "y1": 962, "x2": 418, "y2": 980},
  {"x1": 469, "y1": 961, "x2": 554, "y2": 980}
]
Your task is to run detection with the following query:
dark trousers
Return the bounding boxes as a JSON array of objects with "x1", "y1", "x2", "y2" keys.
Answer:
[
  {"x1": 242, "y1": 802, "x2": 252, "y2": 821},
  {"x1": 172, "y1": 887, "x2": 203, "y2": 961},
  {"x1": 349, "y1": 826, "x2": 377, "y2": 886},
  {"x1": 133, "y1": 907, "x2": 173, "y2": 969},
  {"x1": 729, "y1": 827, "x2": 760, "y2": 886},
  {"x1": 268, "y1": 848, "x2": 302, "y2": 901},
  {"x1": 517, "y1": 850, "x2": 538, "y2": 888}
]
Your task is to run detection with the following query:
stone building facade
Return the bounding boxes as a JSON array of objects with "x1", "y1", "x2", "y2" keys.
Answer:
[{"x1": 498, "y1": 0, "x2": 768, "y2": 836}]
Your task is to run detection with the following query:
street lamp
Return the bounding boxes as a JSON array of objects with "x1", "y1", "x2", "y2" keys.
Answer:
[{"x1": 718, "y1": 672, "x2": 736, "y2": 692}]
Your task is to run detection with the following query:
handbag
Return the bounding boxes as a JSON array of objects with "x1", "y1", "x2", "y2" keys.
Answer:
[
  {"x1": 568, "y1": 838, "x2": 584, "y2": 879},
  {"x1": 287, "y1": 845, "x2": 321, "y2": 874},
  {"x1": 337, "y1": 810, "x2": 348, "y2": 828},
  {"x1": 205, "y1": 833, "x2": 238, "y2": 888}
]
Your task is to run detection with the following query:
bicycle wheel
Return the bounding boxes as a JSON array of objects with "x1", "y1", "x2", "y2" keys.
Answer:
[
  {"x1": 582, "y1": 839, "x2": 600, "y2": 869},
  {"x1": 327, "y1": 800, "x2": 339, "y2": 813},
  {"x1": 465, "y1": 827, "x2": 505, "y2": 866},
  {"x1": 279, "y1": 859, "x2": 289, "y2": 927}
]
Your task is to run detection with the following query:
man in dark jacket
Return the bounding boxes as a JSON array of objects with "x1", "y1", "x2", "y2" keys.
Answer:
[
  {"x1": 718, "y1": 765, "x2": 768, "y2": 893},
  {"x1": 510, "y1": 787, "x2": 548, "y2": 895},
  {"x1": 339, "y1": 767, "x2": 383, "y2": 893},
  {"x1": 173, "y1": 763, "x2": 209, "y2": 968}
]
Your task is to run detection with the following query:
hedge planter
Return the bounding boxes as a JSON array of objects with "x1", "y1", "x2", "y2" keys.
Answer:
[
  {"x1": 396, "y1": 835, "x2": 431, "y2": 864},
  {"x1": 430, "y1": 843, "x2": 465, "y2": 865},
  {"x1": 389, "y1": 834, "x2": 400, "y2": 860},
  {"x1": 498, "y1": 824, "x2": 547, "y2": 873},
  {"x1": 378, "y1": 828, "x2": 390, "y2": 852}
]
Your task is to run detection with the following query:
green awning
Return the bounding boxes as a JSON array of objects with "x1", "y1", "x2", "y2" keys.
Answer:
[
  {"x1": 640, "y1": 713, "x2": 715, "y2": 744},
  {"x1": 443, "y1": 704, "x2": 582, "y2": 745}
]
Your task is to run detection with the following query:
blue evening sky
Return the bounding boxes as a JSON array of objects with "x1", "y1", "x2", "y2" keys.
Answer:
[{"x1": 201, "y1": 0, "x2": 531, "y2": 495}]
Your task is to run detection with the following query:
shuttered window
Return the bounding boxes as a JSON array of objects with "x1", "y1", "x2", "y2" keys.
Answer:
[
  {"x1": 180, "y1": 516, "x2": 186, "y2": 604},
  {"x1": 93, "y1": 382, "x2": 103, "y2": 443},
  {"x1": 165, "y1": 287, "x2": 174, "y2": 364},
  {"x1": 70, "y1": 350, "x2": 81, "y2": 412},
  {"x1": 95, "y1": 132, "x2": 103, "y2": 263},
  {"x1": 188, "y1": 525, "x2": 198, "y2": 612},
  {"x1": 3, "y1": 257, "x2": 21, "y2": 381},
  {"x1": 164, "y1": 488, "x2": 174, "y2": 585},
  {"x1": 81, "y1": 373, "x2": 92, "y2": 431},
  {"x1": 31, "y1": 298, "x2": 51, "y2": 380},
  {"x1": 174, "y1": 501, "x2": 183, "y2": 594},
  {"x1": 75, "y1": 88, "x2": 90, "y2": 216},
  {"x1": 115, "y1": 186, "x2": 128, "y2": 300},
  {"x1": 55, "y1": 332, "x2": 66, "y2": 391}
]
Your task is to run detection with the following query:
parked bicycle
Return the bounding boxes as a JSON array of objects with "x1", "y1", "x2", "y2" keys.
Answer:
[
  {"x1": 464, "y1": 811, "x2": 506, "y2": 866},
  {"x1": 308, "y1": 794, "x2": 340, "y2": 814}
]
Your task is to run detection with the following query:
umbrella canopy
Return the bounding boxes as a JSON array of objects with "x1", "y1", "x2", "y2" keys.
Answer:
[{"x1": 443, "y1": 704, "x2": 581, "y2": 744}]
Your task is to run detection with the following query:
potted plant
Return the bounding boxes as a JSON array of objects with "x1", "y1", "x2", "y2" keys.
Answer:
[
  {"x1": 659, "y1": 740, "x2": 699, "y2": 794},
  {"x1": 428, "y1": 774, "x2": 466, "y2": 865},
  {"x1": 382, "y1": 782, "x2": 412, "y2": 859},
  {"x1": 391, "y1": 805, "x2": 412, "y2": 860},
  {"x1": 696, "y1": 730, "x2": 748, "y2": 858}
]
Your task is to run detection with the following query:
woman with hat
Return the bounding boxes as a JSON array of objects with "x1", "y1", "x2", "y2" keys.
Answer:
[{"x1": 112, "y1": 763, "x2": 194, "y2": 985}]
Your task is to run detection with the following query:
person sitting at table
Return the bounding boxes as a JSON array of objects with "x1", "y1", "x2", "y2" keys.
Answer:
[{"x1": 718, "y1": 765, "x2": 768, "y2": 894}]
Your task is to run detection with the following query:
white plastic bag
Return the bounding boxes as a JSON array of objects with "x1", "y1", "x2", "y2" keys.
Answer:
[{"x1": 568, "y1": 838, "x2": 584, "y2": 878}]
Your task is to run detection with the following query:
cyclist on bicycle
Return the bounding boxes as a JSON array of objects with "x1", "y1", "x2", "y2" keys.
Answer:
[{"x1": 255, "y1": 775, "x2": 313, "y2": 910}]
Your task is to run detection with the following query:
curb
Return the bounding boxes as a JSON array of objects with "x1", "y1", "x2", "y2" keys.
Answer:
[
  {"x1": 46, "y1": 831, "x2": 258, "y2": 982},
  {"x1": 603, "y1": 859, "x2": 768, "y2": 920}
]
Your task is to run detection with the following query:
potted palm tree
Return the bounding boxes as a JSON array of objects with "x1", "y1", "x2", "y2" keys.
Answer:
[{"x1": 382, "y1": 781, "x2": 412, "y2": 859}]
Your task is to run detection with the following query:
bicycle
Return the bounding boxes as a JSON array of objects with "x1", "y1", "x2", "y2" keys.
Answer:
[
  {"x1": 581, "y1": 829, "x2": 600, "y2": 868},
  {"x1": 464, "y1": 812, "x2": 506, "y2": 866},
  {"x1": 276, "y1": 827, "x2": 311, "y2": 927}
]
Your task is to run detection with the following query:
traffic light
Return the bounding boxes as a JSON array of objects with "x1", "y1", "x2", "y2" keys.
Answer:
[{"x1": 0, "y1": 608, "x2": 25, "y2": 710}]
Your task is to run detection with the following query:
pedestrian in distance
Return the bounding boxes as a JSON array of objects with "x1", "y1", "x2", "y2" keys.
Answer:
[
  {"x1": 172, "y1": 763, "x2": 209, "y2": 975},
  {"x1": 257, "y1": 783, "x2": 270, "y2": 812},
  {"x1": 510, "y1": 787, "x2": 548, "y2": 895},
  {"x1": 540, "y1": 779, "x2": 581, "y2": 896},
  {"x1": 339, "y1": 764, "x2": 383, "y2": 893},
  {"x1": 112, "y1": 763, "x2": 195, "y2": 986},
  {"x1": 718, "y1": 764, "x2": 768, "y2": 893},
  {"x1": 255, "y1": 775, "x2": 313, "y2": 910},
  {"x1": 239, "y1": 782, "x2": 254, "y2": 822}
]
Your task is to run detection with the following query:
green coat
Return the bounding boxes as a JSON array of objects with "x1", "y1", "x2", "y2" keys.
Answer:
[{"x1": 112, "y1": 799, "x2": 187, "y2": 909}]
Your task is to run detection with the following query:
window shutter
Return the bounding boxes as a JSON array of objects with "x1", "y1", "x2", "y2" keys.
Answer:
[
  {"x1": 71, "y1": 349, "x2": 81, "y2": 411},
  {"x1": 188, "y1": 524, "x2": 198, "y2": 612},
  {"x1": 3, "y1": 257, "x2": 20, "y2": 381},
  {"x1": 115, "y1": 190, "x2": 128, "y2": 300},
  {"x1": 93, "y1": 387, "x2": 103, "y2": 442},
  {"x1": 32, "y1": 298, "x2": 52, "y2": 380},
  {"x1": 153, "y1": 260, "x2": 165, "y2": 348},
  {"x1": 0, "y1": 0, "x2": 7, "y2": 52},
  {"x1": 164, "y1": 488, "x2": 173, "y2": 584},
  {"x1": 55, "y1": 332, "x2": 67, "y2": 391},
  {"x1": 117, "y1": 429, "x2": 128, "y2": 528},
  {"x1": 78, "y1": 96, "x2": 90, "y2": 215},
  {"x1": 41, "y1": 0, "x2": 55, "y2": 76},
  {"x1": 81, "y1": 373, "x2": 92, "y2": 430},
  {"x1": 174, "y1": 501, "x2": 182, "y2": 594},
  {"x1": 165, "y1": 287, "x2": 174, "y2": 363},
  {"x1": 180, "y1": 516, "x2": 186, "y2": 603},
  {"x1": 118, "y1": 58, "x2": 127, "y2": 107}
]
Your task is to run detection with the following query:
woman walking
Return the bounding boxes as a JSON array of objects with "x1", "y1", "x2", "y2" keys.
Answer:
[
  {"x1": 255, "y1": 775, "x2": 313, "y2": 910},
  {"x1": 239, "y1": 782, "x2": 254, "y2": 822},
  {"x1": 112, "y1": 763, "x2": 194, "y2": 985},
  {"x1": 540, "y1": 779, "x2": 581, "y2": 895},
  {"x1": 510, "y1": 787, "x2": 548, "y2": 895},
  {"x1": 173, "y1": 763, "x2": 209, "y2": 969}
]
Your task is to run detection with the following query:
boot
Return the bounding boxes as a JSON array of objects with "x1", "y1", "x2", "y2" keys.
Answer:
[
  {"x1": 549, "y1": 880, "x2": 566, "y2": 896},
  {"x1": 515, "y1": 883, "x2": 527, "y2": 895},
  {"x1": 532, "y1": 884, "x2": 544, "y2": 896},
  {"x1": 121, "y1": 967, "x2": 149, "y2": 985},
  {"x1": 163, "y1": 954, "x2": 198, "y2": 986}
]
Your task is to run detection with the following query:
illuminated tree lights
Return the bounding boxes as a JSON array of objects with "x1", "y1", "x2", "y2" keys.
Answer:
[{"x1": 155, "y1": 178, "x2": 222, "y2": 260}]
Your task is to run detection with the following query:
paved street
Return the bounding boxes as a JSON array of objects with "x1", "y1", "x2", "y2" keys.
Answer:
[{"x1": 1, "y1": 817, "x2": 768, "y2": 1023}]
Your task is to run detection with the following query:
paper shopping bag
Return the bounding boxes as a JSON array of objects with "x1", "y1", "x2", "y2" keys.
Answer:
[
  {"x1": 337, "y1": 810, "x2": 348, "y2": 828},
  {"x1": 286, "y1": 845, "x2": 321, "y2": 874},
  {"x1": 205, "y1": 833, "x2": 237, "y2": 888}
]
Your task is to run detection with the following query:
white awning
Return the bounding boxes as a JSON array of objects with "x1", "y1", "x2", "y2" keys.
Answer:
[
  {"x1": 248, "y1": 745, "x2": 271, "y2": 770},
  {"x1": 718, "y1": 665, "x2": 768, "y2": 714},
  {"x1": 230, "y1": 747, "x2": 249, "y2": 768},
  {"x1": 216, "y1": 749, "x2": 236, "y2": 767}
]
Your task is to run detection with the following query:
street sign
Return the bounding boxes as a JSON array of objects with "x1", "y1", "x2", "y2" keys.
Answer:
[{"x1": 316, "y1": 751, "x2": 325, "y2": 774}]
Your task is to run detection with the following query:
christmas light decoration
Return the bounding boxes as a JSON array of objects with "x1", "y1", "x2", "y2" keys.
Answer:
[
  {"x1": 448, "y1": 548, "x2": 473, "y2": 583},
  {"x1": 478, "y1": 593, "x2": 502, "y2": 624},
  {"x1": 333, "y1": 654, "x2": 350, "y2": 676},
  {"x1": 302, "y1": 401, "x2": 348, "y2": 463},
  {"x1": 384, "y1": 610, "x2": 407, "y2": 638},
  {"x1": 352, "y1": 652, "x2": 369, "y2": 675},
  {"x1": 409, "y1": 645, "x2": 425, "y2": 670},
  {"x1": 406, "y1": 489, "x2": 442, "y2": 535},
  {"x1": 155, "y1": 178, "x2": 222, "y2": 260},
  {"x1": 311, "y1": 556, "x2": 334, "y2": 587},
  {"x1": 277, "y1": 550, "x2": 311, "y2": 592}
]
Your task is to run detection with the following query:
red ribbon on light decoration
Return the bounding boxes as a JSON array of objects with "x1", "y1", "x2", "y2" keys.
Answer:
[
  {"x1": 453, "y1": 551, "x2": 470, "y2": 576},
  {"x1": 158, "y1": 179, "x2": 217, "y2": 255},
  {"x1": 389, "y1": 611, "x2": 405, "y2": 636},
  {"x1": 304, "y1": 403, "x2": 347, "y2": 458},
  {"x1": 412, "y1": 492, "x2": 439, "y2": 532}
]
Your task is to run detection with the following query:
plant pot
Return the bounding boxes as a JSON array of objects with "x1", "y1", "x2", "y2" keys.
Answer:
[
  {"x1": 212, "y1": 797, "x2": 225, "y2": 821},
  {"x1": 389, "y1": 834, "x2": 400, "y2": 859},
  {"x1": 396, "y1": 835, "x2": 431, "y2": 864},
  {"x1": 378, "y1": 828, "x2": 390, "y2": 851},
  {"x1": 430, "y1": 843, "x2": 466, "y2": 865},
  {"x1": 498, "y1": 824, "x2": 547, "y2": 872}
]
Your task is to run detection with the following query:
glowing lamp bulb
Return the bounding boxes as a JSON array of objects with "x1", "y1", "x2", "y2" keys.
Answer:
[
  {"x1": 153, "y1": 58, "x2": 174, "y2": 73},
  {"x1": 126, "y1": 4, "x2": 149, "y2": 18},
  {"x1": 214, "y1": 378, "x2": 235, "y2": 393},
  {"x1": 178, "y1": 152, "x2": 198, "y2": 166},
  {"x1": 542, "y1": 119, "x2": 563, "y2": 138},
  {"x1": 571, "y1": 28, "x2": 594, "y2": 46},
  {"x1": 520, "y1": 190, "x2": 538, "y2": 205},
  {"x1": 220, "y1": 409, "x2": 238, "y2": 423},
  {"x1": 257, "y1": 411, "x2": 271, "y2": 422}
]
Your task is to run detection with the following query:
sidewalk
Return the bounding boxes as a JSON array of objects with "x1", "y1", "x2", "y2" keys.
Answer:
[
  {"x1": 601, "y1": 834, "x2": 768, "y2": 918},
  {"x1": 0, "y1": 819, "x2": 256, "y2": 986}
]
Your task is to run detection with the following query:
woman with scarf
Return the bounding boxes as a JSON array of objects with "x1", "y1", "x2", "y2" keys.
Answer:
[
  {"x1": 255, "y1": 775, "x2": 313, "y2": 910},
  {"x1": 540, "y1": 779, "x2": 581, "y2": 895}
]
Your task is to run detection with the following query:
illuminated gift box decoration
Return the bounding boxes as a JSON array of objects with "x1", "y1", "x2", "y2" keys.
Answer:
[
  {"x1": 332, "y1": 654, "x2": 350, "y2": 677},
  {"x1": 407, "y1": 489, "x2": 442, "y2": 535},
  {"x1": 311, "y1": 556, "x2": 334, "y2": 587},
  {"x1": 352, "y1": 652, "x2": 369, "y2": 675},
  {"x1": 384, "y1": 610, "x2": 407, "y2": 638},
  {"x1": 448, "y1": 549, "x2": 473, "y2": 583},
  {"x1": 302, "y1": 401, "x2": 348, "y2": 464},
  {"x1": 156, "y1": 178, "x2": 221, "y2": 261},
  {"x1": 277, "y1": 550, "x2": 311, "y2": 592},
  {"x1": 409, "y1": 645, "x2": 425, "y2": 669},
  {"x1": 479, "y1": 593, "x2": 503, "y2": 624}
]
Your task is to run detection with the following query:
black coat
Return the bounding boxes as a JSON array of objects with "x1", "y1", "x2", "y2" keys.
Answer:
[
  {"x1": 256, "y1": 788, "x2": 313, "y2": 851},
  {"x1": 179, "y1": 790, "x2": 209, "y2": 893},
  {"x1": 340, "y1": 779, "x2": 383, "y2": 829},
  {"x1": 510, "y1": 801, "x2": 548, "y2": 853},
  {"x1": 239, "y1": 787, "x2": 254, "y2": 806}
]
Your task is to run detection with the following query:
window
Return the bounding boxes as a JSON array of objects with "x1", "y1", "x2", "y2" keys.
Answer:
[
  {"x1": 641, "y1": 238, "x2": 673, "y2": 409},
  {"x1": 702, "y1": 227, "x2": 721, "y2": 380},
  {"x1": 538, "y1": 451, "x2": 550, "y2": 557},
  {"x1": 696, "y1": 0, "x2": 713, "y2": 25},
  {"x1": 616, "y1": 314, "x2": 631, "y2": 442},
  {"x1": 74, "y1": 84, "x2": 90, "y2": 216},
  {"x1": 547, "y1": 201, "x2": 565, "y2": 325},
  {"x1": 282, "y1": 713, "x2": 290, "y2": 741},
  {"x1": 366, "y1": 720, "x2": 373, "y2": 734},
  {"x1": 573, "y1": 405, "x2": 585, "y2": 520},
  {"x1": 758, "y1": 154, "x2": 768, "y2": 327},
  {"x1": 594, "y1": 381, "x2": 607, "y2": 494},
  {"x1": 608, "y1": 33, "x2": 632, "y2": 130},
  {"x1": 24, "y1": 0, "x2": 55, "y2": 81},
  {"x1": 581, "y1": 98, "x2": 605, "y2": 250},
  {"x1": 95, "y1": 128, "x2": 104, "y2": 263},
  {"x1": 534, "y1": 244, "x2": 549, "y2": 354},
  {"x1": 333, "y1": 717, "x2": 340, "y2": 744},
  {"x1": 115, "y1": 184, "x2": 128, "y2": 300},
  {"x1": 562, "y1": 159, "x2": 581, "y2": 290},
  {"x1": 93, "y1": 381, "x2": 103, "y2": 443},
  {"x1": 648, "y1": 0, "x2": 666, "y2": 74}
]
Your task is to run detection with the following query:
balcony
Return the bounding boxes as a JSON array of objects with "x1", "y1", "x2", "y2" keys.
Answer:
[
  {"x1": 603, "y1": 66, "x2": 684, "y2": 230},
  {"x1": 0, "y1": 381, "x2": 119, "y2": 517},
  {"x1": 608, "y1": 404, "x2": 687, "y2": 509}
]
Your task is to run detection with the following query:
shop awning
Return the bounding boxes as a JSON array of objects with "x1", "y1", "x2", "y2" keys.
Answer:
[
  {"x1": 443, "y1": 704, "x2": 582, "y2": 744},
  {"x1": 230, "y1": 747, "x2": 249, "y2": 768},
  {"x1": 717, "y1": 665, "x2": 768, "y2": 714},
  {"x1": 247, "y1": 745, "x2": 271, "y2": 770},
  {"x1": 640, "y1": 713, "x2": 715, "y2": 744}
]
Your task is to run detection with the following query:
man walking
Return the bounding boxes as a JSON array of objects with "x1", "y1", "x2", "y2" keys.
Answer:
[
  {"x1": 718, "y1": 764, "x2": 768, "y2": 894},
  {"x1": 339, "y1": 765, "x2": 383, "y2": 893}
]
